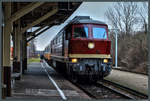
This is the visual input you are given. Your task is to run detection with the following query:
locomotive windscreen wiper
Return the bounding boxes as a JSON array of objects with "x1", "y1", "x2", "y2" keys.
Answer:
[{"x1": 103, "y1": 32, "x2": 106, "y2": 38}]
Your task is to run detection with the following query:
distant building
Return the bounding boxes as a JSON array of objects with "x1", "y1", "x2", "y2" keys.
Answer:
[{"x1": 27, "y1": 40, "x2": 36, "y2": 58}]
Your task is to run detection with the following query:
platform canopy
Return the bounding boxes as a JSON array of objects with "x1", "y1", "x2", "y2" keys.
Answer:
[
  {"x1": 1, "y1": 2, "x2": 82, "y2": 98},
  {"x1": 3, "y1": 2, "x2": 81, "y2": 40}
]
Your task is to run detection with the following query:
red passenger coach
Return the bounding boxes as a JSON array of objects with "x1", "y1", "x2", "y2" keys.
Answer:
[{"x1": 47, "y1": 16, "x2": 112, "y2": 82}]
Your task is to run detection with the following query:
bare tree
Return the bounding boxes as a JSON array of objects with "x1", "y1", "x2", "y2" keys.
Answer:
[
  {"x1": 105, "y1": 2, "x2": 139, "y2": 35},
  {"x1": 139, "y1": 2, "x2": 148, "y2": 34}
]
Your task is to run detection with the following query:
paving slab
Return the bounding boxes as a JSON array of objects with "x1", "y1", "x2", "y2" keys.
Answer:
[
  {"x1": 10, "y1": 62, "x2": 90, "y2": 100},
  {"x1": 104, "y1": 69, "x2": 148, "y2": 95}
]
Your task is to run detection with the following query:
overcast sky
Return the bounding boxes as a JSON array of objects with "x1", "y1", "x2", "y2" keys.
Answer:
[{"x1": 33, "y1": 2, "x2": 146, "y2": 51}]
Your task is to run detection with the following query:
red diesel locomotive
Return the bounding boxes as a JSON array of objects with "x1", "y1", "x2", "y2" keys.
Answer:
[{"x1": 46, "y1": 16, "x2": 112, "y2": 82}]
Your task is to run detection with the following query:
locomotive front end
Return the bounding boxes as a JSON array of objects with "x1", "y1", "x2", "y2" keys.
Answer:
[{"x1": 68, "y1": 23, "x2": 112, "y2": 81}]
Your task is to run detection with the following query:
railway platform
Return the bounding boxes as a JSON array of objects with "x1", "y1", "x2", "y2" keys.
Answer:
[
  {"x1": 9, "y1": 61, "x2": 91, "y2": 100},
  {"x1": 104, "y1": 69, "x2": 148, "y2": 95}
]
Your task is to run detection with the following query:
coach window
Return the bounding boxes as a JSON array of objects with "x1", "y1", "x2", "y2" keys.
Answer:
[
  {"x1": 54, "y1": 40, "x2": 56, "y2": 45},
  {"x1": 57, "y1": 36, "x2": 59, "y2": 43},
  {"x1": 59, "y1": 36, "x2": 61, "y2": 43},
  {"x1": 57, "y1": 37, "x2": 59, "y2": 44},
  {"x1": 73, "y1": 26, "x2": 88, "y2": 38},
  {"x1": 53, "y1": 40, "x2": 54, "y2": 45},
  {"x1": 59, "y1": 34, "x2": 62, "y2": 43},
  {"x1": 58, "y1": 37, "x2": 60, "y2": 43},
  {"x1": 56, "y1": 37, "x2": 58, "y2": 44},
  {"x1": 57, "y1": 37, "x2": 58, "y2": 43},
  {"x1": 54, "y1": 39, "x2": 55, "y2": 45}
]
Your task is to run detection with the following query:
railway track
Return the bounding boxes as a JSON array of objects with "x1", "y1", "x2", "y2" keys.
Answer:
[
  {"x1": 45, "y1": 60, "x2": 147, "y2": 99},
  {"x1": 71, "y1": 80, "x2": 148, "y2": 99},
  {"x1": 70, "y1": 81, "x2": 130, "y2": 99},
  {"x1": 98, "y1": 79, "x2": 148, "y2": 99}
]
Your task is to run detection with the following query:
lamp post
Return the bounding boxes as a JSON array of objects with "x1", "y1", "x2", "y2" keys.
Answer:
[
  {"x1": 115, "y1": 29, "x2": 118, "y2": 68},
  {"x1": 109, "y1": 28, "x2": 119, "y2": 68}
]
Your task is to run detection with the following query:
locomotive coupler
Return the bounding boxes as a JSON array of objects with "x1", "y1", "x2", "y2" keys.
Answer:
[{"x1": 85, "y1": 64, "x2": 95, "y2": 75}]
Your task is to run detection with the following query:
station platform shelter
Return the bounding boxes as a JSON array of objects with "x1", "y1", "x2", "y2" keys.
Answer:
[{"x1": 0, "y1": 2, "x2": 81, "y2": 99}]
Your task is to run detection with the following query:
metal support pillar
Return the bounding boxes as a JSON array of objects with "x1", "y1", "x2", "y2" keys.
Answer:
[
  {"x1": 24, "y1": 42, "x2": 27, "y2": 71},
  {"x1": 24, "y1": 36, "x2": 27, "y2": 71},
  {"x1": 20, "y1": 40, "x2": 23, "y2": 77},
  {"x1": 13, "y1": 20, "x2": 21, "y2": 79},
  {"x1": 3, "y1": 3, "x2": 12, "y2": 97},
  {"x1": 115, "y1": 30, "x2": 118, "y2": 68},
  {"x1": 22, "y1": 33, "x2": 27, "y2": 74},
  {"x1": 0, "y1": 2, "x2": 3, "y2": 99},
  {"x1": 13, "y1": 3, "x2": 22, "y2": 80},
  {"x1": 17, "y1": 20, "x2": 22, "y2": 79}
]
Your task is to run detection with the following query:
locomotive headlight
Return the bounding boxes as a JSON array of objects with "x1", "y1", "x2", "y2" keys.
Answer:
[
  {"x1": 103, "y1": 59, "x2": 108, "y2": 63},
  {"x1": 88, "y1": 42, "x2": 95, "y2": 49},
  {"x1": 72, "y1": 58, "x2": 78, "y2": 63}
]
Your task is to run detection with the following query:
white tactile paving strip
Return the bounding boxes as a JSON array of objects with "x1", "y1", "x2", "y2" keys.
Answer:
[
  {"x1": 13, "y1": 89, "x2": 79, "y2": 97},
  {"x1": 41, "y1": 62, "x2": 67, "y2": 100}
]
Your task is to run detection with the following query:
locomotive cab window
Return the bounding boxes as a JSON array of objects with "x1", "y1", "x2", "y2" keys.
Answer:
[
  {"x1": 73, "y1": 26, "x2": 88, "y2": 38},
  {"x1": 92, "y1": 27, "x2": 107, "y2": 39}
]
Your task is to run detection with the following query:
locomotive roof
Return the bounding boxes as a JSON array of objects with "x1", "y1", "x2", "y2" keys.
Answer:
[
  {"x1": 69, "y1": 16, "x2": 107, "y2": 25},
  {"x1": 70, "y1": 19, "x2": 107, "y2": 25}
]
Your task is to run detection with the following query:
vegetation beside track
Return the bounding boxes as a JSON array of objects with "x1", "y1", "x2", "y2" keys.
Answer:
[
  {"x1": 28, "y1": 57, "x2": 41, "y2": 63},
  {"x1": 118, "y1": 32, "x2": 148, "y2": 74},
  {"x1": 106, "y1": 2, "x2": 148, "y2": 74}
]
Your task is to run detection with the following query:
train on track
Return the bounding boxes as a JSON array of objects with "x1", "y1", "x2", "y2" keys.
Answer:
[{"x1": 43, "y1": 16, "x2": 112, "y2": 82}]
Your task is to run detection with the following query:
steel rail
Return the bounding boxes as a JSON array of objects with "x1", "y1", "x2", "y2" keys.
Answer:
[
  {"x1": 70, "y1": 82, "x2": 97, "y2": 99},
  {"x1": 44, "y1": 60, "x2": 96, "y2": 99},
  {"x1": 44, "y1": 59, "x2": 144, "y2": 99},
  {"x1": 68, "y1": 80, "x2": 130, "y2": 99},
  {"x1": 44, "y1": 59, "x2": 128, "y2": 99}
]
